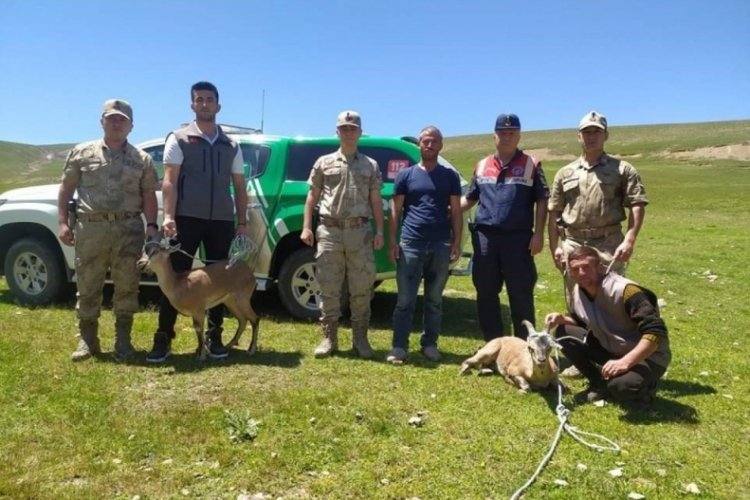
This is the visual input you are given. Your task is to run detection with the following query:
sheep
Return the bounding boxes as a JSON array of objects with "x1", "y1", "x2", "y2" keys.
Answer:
[
  {"x1": 460, "y1": 320, "x2": 565, "y2": 393},
  {"x1": 140, "y1": 239, "x2": 260, "y2": 361}
]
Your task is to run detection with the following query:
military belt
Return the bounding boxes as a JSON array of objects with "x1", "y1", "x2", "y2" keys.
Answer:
[
  {"x1": 78, "y1": 211, "x2": 141, "y2": 222},
  {"x1": 566, "y1": 225, "x2": 621, "y2": 240},
  {"x1": 320, "y1": 216, "x2": 369, "y2": 229}
]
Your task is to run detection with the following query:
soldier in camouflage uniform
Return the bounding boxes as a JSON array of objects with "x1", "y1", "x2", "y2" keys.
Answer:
[
  {"x1": 547, "y1": 111, "x2": 648, "y2": 379},
  {"x1": 548, "y1": 111, "x2": 648, "y2": 280},
  {"x1": 58, "y1": 99, "x2": 159, "y2": 361},
  {"x1": 300, "y1": 110, "x2": 384, "y2": 359}
]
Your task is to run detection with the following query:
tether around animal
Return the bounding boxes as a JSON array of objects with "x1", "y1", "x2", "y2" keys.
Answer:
[
  {"x1": 508, "y1": 335, "x2": 620, "y2": 500},
  {"x1": 146, "y1": 234, "x2": 257, "y2": 267}
]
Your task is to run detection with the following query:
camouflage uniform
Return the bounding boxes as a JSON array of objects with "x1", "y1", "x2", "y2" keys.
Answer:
[
  {"x1": 63, "y1": 139, "x2": 158, "y2": 354},
  {"x1": 549, "y1": 153, "x2": 648, "y2": 273},
  {"x1": 309, "y1": 149, "x2": 381, "y2": 323}
]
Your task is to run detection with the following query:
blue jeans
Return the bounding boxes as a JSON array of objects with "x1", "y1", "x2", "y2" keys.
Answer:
[{"x1": 392, "y1": 239, "x2": 452, "y2": 350}]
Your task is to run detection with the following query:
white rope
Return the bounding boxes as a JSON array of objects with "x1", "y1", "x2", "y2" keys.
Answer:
[
  {"x1": 145, "y1": 235, "x2": 258, "y2": 268},
  {"x1": 226, "y1": 234, "x2": 258, "y2": 268},
  {"x1": 508, "y1": 340, "x2": 620, "y2": 500}
]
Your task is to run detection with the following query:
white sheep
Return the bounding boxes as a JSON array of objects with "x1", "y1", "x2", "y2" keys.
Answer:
[{"x1": 460, "y1": 320, "x2": 565, "y2": 393}]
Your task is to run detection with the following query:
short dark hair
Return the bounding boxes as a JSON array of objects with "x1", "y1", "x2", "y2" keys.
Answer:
[
  {"x1": 419, "y1": 126, "x2": 443, "y2": 141},
  {"x1": 191, "y1": 81, "x2": 219, "y2": 102},
  {"x1": 568, "y1": 245, "x2": 601, "y2": 265}
]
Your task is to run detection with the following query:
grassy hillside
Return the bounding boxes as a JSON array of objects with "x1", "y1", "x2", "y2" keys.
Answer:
[{"x1": 0, "y1": 140, "x2": 72, "y2": 192}]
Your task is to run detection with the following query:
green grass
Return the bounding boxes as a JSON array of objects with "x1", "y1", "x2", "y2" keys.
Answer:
[
  {"x1": 0, "y1": 140, "x2": 72, "y2": 193},
  {"x1": 1, "y1": 123, "x2": 750, "y2": 498}
]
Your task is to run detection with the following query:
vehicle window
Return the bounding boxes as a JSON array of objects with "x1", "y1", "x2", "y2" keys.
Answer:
[
  {"x1": 286, "y1": 144, "x2": 337, "y2": 181},
  {"x1": 143, "y1": 146, "x2": 165, "y2": 181},
  {"x1": 240, "y1": 144, "x2": 271, "y2": 179},
  {"x1": 286, "y1": 144, "x2": 415, "y2": 182},
  {"x1": 359, "y1": 146, "x2": 414, "y2": 183}
]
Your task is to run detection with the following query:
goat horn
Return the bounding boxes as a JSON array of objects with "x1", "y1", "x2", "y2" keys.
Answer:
[{"x1": 521, "y1": 320, "x2": 536, "y2": 336}]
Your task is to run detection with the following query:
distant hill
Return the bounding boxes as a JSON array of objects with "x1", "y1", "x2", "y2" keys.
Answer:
[
  {"x1": 0, "y1": 141, "x2": 73, "y2": 192},
  {"x1": 441, "y1": 119, "x2": 750, "y2": 174},
  {"x1": 1, "y1": 120, "x2": 748, "y2": 192}
]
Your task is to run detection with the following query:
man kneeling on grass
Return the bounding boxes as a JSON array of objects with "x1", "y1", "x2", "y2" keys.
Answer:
[{"x1": 544, "y1": 245, "x2": 671, "y2": 407}]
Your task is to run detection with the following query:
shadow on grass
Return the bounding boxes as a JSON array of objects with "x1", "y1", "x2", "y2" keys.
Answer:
[
  {"x1": 658, "y1": 378, "x2": 716, "y2": 397},
  {"x1": 614, "y1": 379, "x2": 710, "y2": 425},
  {"x1": 92, "y1": 346, "x2": 303, "y2": 372},
  {"x1": 619, "y1": 397, "x2": 700, "y2": 425}
]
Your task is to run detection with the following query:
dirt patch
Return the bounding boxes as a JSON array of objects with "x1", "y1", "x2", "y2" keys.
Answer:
[{"x1": 662, "y1": 144, "x2": 750, "y2": 161}]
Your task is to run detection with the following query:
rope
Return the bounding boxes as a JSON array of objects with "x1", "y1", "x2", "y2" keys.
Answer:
[
  {"x1": 226, "y1": 234, "x2": 258, "y2": 268},
  {"x1": 145, "y1": 235, "x2": 258, "y2": 268},
  {"x1": 508, "y1": 339, "x2": 620, "y2": 500}
]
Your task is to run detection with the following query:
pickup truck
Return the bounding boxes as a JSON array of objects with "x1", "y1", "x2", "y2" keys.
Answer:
[{"x1": 0, "y1": 131, "x2": 471, "y2": 320}]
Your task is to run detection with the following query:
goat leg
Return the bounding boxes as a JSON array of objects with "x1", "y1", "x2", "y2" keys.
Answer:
[
  {"x1": 193, "y1": 317, "x2": 208, "y2": 361},
  {"x1": 514, "y1": 376, "x2": 531, "y2": 393},
  {"x1": 247, "y1": 319, "x2": 260, "y2": 356}
]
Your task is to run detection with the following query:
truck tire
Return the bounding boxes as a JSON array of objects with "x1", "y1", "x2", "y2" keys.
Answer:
[
  {"x1": 4, "y1": 237, "x2": 68, "y2": 305},
  {"x1": 277, "y1": 247, "x2": 321, "y2": 321}
]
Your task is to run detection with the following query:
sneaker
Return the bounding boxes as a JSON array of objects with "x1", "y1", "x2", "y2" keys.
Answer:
[
  {"x1": 207, "y1": 327, "x2": 229, "y2": 359},
  {"x1": 146, "y1": 331, "x2": 171, "y2": 363},
  {"x1": 561, "y1": 365, "x2": 583, "y2": 378},
  {"x1": 573, "y1": 385, "x2": 608, "y2": 405},
  {"x1": 386, "y1": 347, "x2": 407, "y2": 365},
  {"x1": 421, "y1": 345, "x2": 442, "y2": 362}
]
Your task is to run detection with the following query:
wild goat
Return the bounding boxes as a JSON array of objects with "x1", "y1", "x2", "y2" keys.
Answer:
[
  {"x1": 140, "y1": 240, "x2": 260, "y2": 361},
  {"x1": 460, "y1": 320, "x2": 564, "y2": 393}
]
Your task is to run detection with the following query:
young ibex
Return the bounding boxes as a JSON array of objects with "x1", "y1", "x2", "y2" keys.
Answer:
[
  {"x1": 460, "y1": 320, "x2": 564, "y2": 393},
  {"x1": 141, "y1": 240, "x2": 260, "y2": 361}
]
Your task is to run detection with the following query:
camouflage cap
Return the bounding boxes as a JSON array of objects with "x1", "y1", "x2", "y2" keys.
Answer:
[
  {"x1": 102, "y1": 99, "x2": 133, "y2": 121},
  {"x1": 336, "y1": 110, "x2": 361, "y2": 128},
  {"x1": 578, "y1": 110, "x2": 607, "y2": 131}
]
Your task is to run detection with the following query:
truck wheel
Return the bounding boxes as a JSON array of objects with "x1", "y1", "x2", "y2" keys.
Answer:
[
  {"x1": 277, "y1": 247, "x2": 321, "y2": 320},
  {"x1": 4, "y1": 238, "x2": 68, "y2": 305}
]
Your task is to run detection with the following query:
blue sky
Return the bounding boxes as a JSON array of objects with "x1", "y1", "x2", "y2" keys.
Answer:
[{"x1": 1, "y1": 0, "x2": 748, "y2": 145}]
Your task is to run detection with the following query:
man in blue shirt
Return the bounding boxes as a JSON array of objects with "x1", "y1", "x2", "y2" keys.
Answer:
[
  {"x1": 387, "y1": 126, "x2": 462, "y2": 364},
  {"x1": 461, "y1": 114, "x2": 549, "y2": 340}
]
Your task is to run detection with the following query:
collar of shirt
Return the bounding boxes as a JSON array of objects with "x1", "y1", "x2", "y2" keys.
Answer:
[
  {"x1": 100, "y1": 139, "x2": 130, "y2": 156},
  {"x1": 492, "y1": 149, "x2": 523, "y2": 170},
  {"x1": 578, "y1": 152, "x2": 610, "y2": 170},
  {"x1": 335, "y1": 148, "x2": 359, "y2": 162},
  {"x1": 187, "y1": 121, "x2": 222, "y2": 145}
]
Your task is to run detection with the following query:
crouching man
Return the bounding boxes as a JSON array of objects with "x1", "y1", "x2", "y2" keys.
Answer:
[{"x1": 545, "y1": 245, "x2": 671, "y2": 407}]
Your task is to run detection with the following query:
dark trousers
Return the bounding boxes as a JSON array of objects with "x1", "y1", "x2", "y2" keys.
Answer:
[
  {"x1": 157, "y1": 216, "x2": 235, "y2": 337},
  {"x1": 471, "y1": 229, "x2": 537, "y2": 340},
  {"x1": 556, "y1": 325, "x2": 667, "y2": 402}
]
